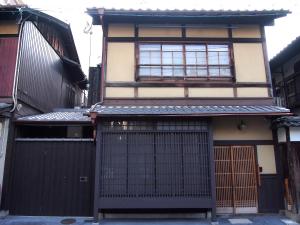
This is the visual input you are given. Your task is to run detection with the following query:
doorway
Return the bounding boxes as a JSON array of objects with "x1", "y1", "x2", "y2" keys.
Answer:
[{"x1": 214, "y1": 145, "x2": 258, "y2": 214}]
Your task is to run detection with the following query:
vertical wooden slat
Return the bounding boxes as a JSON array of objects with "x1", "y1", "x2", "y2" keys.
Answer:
[{"x1": 215, "y1": 145, "x2": 258, "y2": 213}]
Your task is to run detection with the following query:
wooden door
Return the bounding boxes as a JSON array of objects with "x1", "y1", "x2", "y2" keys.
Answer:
[
  {"x1": 215, "y1": 145, "x2": 258, "y2": 214},
  {"x1": 9, "y1": 140, "x2": 95, "y2": 216}
]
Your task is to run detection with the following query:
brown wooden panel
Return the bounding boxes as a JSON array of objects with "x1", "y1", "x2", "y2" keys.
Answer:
[
  {"x1": 0, "y1": 37, "x2": 18, "y2": 97},
  {"x1": 215, "y1": 145, "x2": 258, "y2": 213}
]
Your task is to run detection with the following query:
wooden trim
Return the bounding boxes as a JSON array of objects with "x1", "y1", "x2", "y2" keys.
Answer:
[
  {"x1": 214, "y1": 140, "x2": 274, "y2": 145},
  {"x1": 102, "y1": 31, "x2": 108, "y2": 100},
  {"x1": 181, "y1": 25, "x2": 186, "y2": 38},
  {"x1": 94, "y1": 124, "x2": 101, "y2": 221},
  {"x1": 105, "y1": 81, "x2": 271, "y2": 88},
  {"x1": 0, "y1": 34, "x2": 19, "y2": 38},
  {"x1": 102, "y1": 97, "x2": 275, "y2": 106},
  {"x1": 260, "y1": 26, "x2": 273, "y2": 98},
  {"x1": 134, "y1": 87, "x2": 138, "y2": 98},
  {"x1": 209, "y1": 118, "x2": 217, "y2": 220},
  {"x1": 107, "y1": 37, "x2": 263, "y2": 43},
  {"x1": 184, "y1": 87, "x2": 188, "y2": 98}
]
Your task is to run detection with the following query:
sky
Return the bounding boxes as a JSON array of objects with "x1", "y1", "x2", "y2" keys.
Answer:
[{"x1": 24, "y1": 0, "x2": 300, "y2": 76}]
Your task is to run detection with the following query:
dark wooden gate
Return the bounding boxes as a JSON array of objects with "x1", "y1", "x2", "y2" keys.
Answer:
[
  {"x1": 95, "y1": 120, "x2": 215, "y2": 212},
  {"x1": 9, "y1": 139, "x2": 94, "y2": 216}
]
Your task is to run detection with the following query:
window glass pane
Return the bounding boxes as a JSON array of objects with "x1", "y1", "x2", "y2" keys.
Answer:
[
  {"x1": 209, "y1": 67, "x2": 220, "y2": 76},
  {"x1": 162, "y1": 52, "x2": 172, "y2": 65},
  {"x1": 197, "y1": 66, "x2": 208, "y2": 76},
  {"x1": 186, "y1": 66, "x2": 197, "y2": 76},
  {"x1": 151, "y1": 66, "x2": 161, "y2": 76},
  {"x1": 173, "y1": 52, "x2": 183, "y2": 65},
  {"x1": 140, "y1": 44, "x2": 160, "y2": 51},
  {"x1": 173, "y1": 66, "x2": 184, "y2": 76},
  {"x1": 186, "y1": 52, "x2": 196, "y2": 65},
  {"x1": 220, "y1": 67, "x2": 231, "y2": 76},
  {"x1": 139, "y1": 66, "x2": 150, "y2": 76},
  {"x1": 208, "y1": 52, "x2": 218, "y2": 65},
  {"x1": 208, "y1": 45, "x2": 228, "y2": 52},
  {"x1": 162, "y1": 66, "x2": 173, "y2": 76},
  {"x1": 150, "y1": 51, "x2": 161, "y2": 64},
  {"x1": 196, "y1": 52, "x2": 207, "y2": 65},
  {"x1": 162, "y1": 45, "x2": 182, "y2": 51},
  {"x1": 186, "y1": 45, "x2": 206, "y2": 51},
  {"x1": 140, "y1": 52, "x2": 150, "y2": 64},
  {"x1": 219, "y1": 52, "x2": 230, "y2": 64}
]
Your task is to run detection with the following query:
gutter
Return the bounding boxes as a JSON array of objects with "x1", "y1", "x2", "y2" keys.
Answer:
[{"x1": 10, "y1": 12, "x2": 25, "y2": 113}]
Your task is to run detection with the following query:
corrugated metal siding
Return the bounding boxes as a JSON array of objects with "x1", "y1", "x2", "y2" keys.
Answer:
[
  {"x1": 17, "y1": 22, "x2": 79, "y2": 113},
  {"x1": 0, "y1": 37, "x2": 18, "y2": 97}
]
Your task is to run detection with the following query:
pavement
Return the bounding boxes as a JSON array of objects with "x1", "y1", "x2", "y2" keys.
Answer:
[{"x1": 0, "y1": 215, "x2": 298, "y2": 225}]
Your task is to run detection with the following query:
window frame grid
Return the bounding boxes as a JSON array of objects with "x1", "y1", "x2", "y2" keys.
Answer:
[{"x1": 137, "y1": 43, "x2": 233, "y2": 79}]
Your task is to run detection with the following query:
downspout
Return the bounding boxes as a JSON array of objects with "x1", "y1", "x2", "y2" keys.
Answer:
[{"x1": 10, "y1": 20, "x2": 25, "y2": 113}]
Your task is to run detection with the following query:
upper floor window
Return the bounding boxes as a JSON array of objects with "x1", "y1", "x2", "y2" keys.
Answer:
[{"x1": 138, "y1": 43, "x2": 232, "y2": 78}]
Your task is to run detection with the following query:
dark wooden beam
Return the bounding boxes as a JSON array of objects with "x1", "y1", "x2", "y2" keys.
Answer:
[
  {"x1": 105, "y1": 81, "x2": 271, "y2": 88},
  {"x1": 285, "y1": 127, "x2": 299, "y2": 214},
  {"x1": 107, "y1": 37, "x2": 264, "y2": 43},
  {"x1": 102, "y1": 97, "x2": 275, "y2": 106}
]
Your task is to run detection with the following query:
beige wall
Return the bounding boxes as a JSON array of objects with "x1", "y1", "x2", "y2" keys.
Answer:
[
  {"x1": 234, "y1": 43, "x2": 267, "y2": 83},
  {"x1": 232, "y1": 25, "x2": 261, "y2": 38},
  {"x1": 0, "y1": 22, "x2": 18, "y2": 34},
  {"x1": 138, "y1": 87, "x2": 184, "y2": 98},
  {"x1": 213, "y1": 116, "x2": 272, "y2": 140},
  {"x1": 237, "y1": 87, "x2": 269, "y2": 97},
  {"x1": 106, "y1": 42, "x2": 135, "y2": 82},
  {"x1": 138, "y1": 27, "x2": 182, "y2": 37},
  {"x1": 186, "y1": 28, "x2": 228, "y2": 37},
  {"x1": 106, "y1": 87, "x2": 135, "y2": 98},
  {"x1": 108, "y1": 24, "x2": 135, "y2": 37},
  {"x1": 257, "y1": 145, "x2": 277, "y2": 174},
  {"x1": 188, "y1": 88, "x2": 234, "y2": 98}
]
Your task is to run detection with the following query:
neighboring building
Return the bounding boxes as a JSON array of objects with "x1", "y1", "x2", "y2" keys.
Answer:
[
  {"x1": 0, "y1": 5, "x2": 87, "y2": 214},
  {"x1": 86, "y1": 8, "x2": 290, "y2": 220},
  {"x1": 270, "y1": 38, "x2": 300, "y2": 216}
]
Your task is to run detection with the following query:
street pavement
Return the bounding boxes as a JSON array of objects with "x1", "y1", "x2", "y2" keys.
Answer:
[{"x1": 0, "y1": 214, "x2": 298, "y2": 225}]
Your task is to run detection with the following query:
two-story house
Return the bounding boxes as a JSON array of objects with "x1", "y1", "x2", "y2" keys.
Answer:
[
  {"x1": 87, "y1": 8, "x2": 291, "y2": 220},
  {"x1": 0, "y1": 5, "x2": 88, "y2": 215},
  {"x1": 270, "y1": 38, "x2": 300, "y2": 216}
]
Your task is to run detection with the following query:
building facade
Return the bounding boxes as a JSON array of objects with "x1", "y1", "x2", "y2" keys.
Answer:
[
  {"x1": 271, "y1": 38, "x2": 300, "y2": 216},
  {"x1": 0, "y1": 5, "x2": 87, "y2": 212},
  {"x1": 87, "y1": 8, "x2": 290, "y2": 219}
]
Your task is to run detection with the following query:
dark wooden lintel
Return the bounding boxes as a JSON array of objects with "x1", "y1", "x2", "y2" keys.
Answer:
[
  {"x1": 102, "y1": 97, "x2": 274, "y2": 106},
  {"x1": 105, "y1": 81, "x2": 271, "y2": 88},
  {"x1": 107, "y1": 37, "x2": 263, "y2": 43}
]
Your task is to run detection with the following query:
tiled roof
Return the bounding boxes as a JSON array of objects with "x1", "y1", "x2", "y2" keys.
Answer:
[
  {"x1": 0, "y1": 0, "x2": 25, "y2": 7},
  {"x1": 0, "y1": 103, "x2": 12, "y2": 110},
  {"x1": 270, "y1": 36, "x2": 300, "y2": 69},
  {"x1": 91, "y1": 105, "x2": 290, "y2": 116},
  {"x1": 272, "y1": 116, "x2": 300, "y2": 128},
  {"x1": 87, "y1": 8, "x2": 289, "y2": 26},
  {"x1": 17, "y1": 109, "x2": 91, "y2": 123}
]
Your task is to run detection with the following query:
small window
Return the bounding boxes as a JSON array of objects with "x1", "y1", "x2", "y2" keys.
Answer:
[{"x1": 138, "y1": 43, "x2": 232, "y2": 78}]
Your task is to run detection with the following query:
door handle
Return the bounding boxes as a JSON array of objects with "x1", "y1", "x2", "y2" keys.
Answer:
[{"x1": 80, "y1": 176, "x2": 88, "y2": 182}]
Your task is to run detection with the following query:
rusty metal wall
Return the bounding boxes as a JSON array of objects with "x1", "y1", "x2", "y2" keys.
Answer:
[
  {"x1": 17, "y1": 22, "x2": 79, "y2": 113},
  {"x1": 0, "y1": 37, "x2": 18, "y2": 97}
]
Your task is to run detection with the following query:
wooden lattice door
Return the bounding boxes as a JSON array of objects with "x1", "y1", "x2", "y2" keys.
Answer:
[{"x1": 215, "y1": 146, "x2": 258, "y2": 214}]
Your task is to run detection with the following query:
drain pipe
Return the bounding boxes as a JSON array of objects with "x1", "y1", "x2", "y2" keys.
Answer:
[{"x1": 10, "y1": 13, "x2": 25, "y2": 113}]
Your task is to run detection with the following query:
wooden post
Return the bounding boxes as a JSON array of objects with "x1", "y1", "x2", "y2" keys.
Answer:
[{"x1": 285, "y1": 127, "x2": 299, "y2": 214}]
